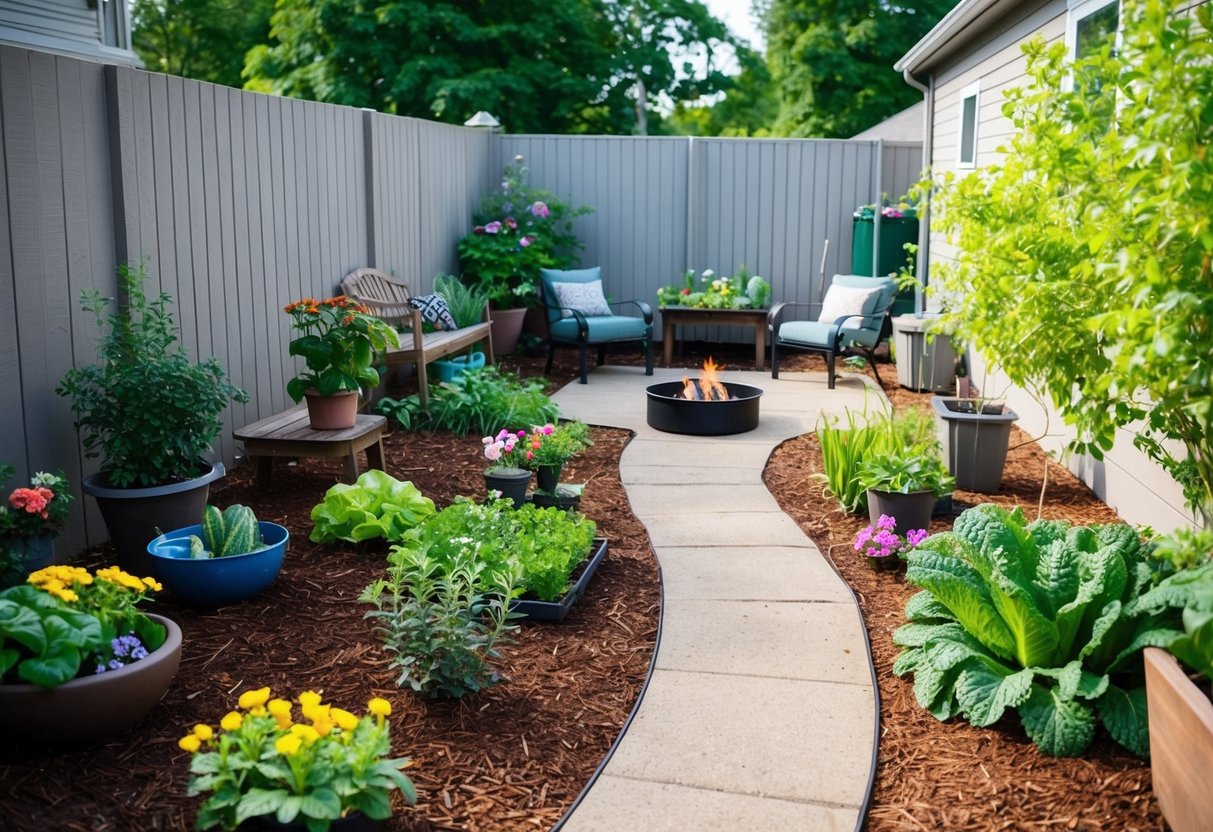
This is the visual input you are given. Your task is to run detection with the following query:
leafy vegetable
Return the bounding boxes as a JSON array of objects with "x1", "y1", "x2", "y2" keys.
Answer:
[
  {"x1": 857, "y1": 450, "x2": 954, "y2": 497},
  {"x1": 373, "y1": 366, "x2": 557, "y2": 436},
  {"x1": 1130, "y1": 561, "x2": 1213, "y2": 679},
  {"x1": 309, "y1": 471, "x2": 435, "y2": 544},
  {"x1": 893, "y1": 504, "x2": 1182, "y2": 757},
  {"x1": 0, "y1": 585, "x2": 104, "y2": 687}
]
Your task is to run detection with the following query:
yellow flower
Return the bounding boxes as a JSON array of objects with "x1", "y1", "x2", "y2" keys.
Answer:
[
  {"x1": 312, "y1": 718, "x2": 333, "y2": 738},
  {"x1": 331, "y1": 708, "x2": 359, "y2": 732},
  {"x1": 57, "y1": 589, "x2": 79, "y2": 603},
  {"x1": 238, "y1": 686, "x2": 271, "y2": 710},
  {"x1": 268, "y1": 698, "x2": 293, "y2": 729},
  {"x1": 290, "y1": 724, "x2": 320, "y2": 744},
  {"x1": 192, "y1": 724, "x2": 214, "y2": 741},
  {"x1": 302, "y1": 702, "x2": 330, "y2": 724},
  {"x1": 142, "y1": 576, "x2": 163, "y2": 592},
  {"x1": 220, "y1": 711, "x2": 243, "y2": 732},
  {"x1": 298, "y1": 690, "x2": 322, "y2": 709},
  {"x1": 178, "y1": 735, "x2": 202, "y2": 753},
  {"x1": 368, "y1": 697, "x2": 391, "y2": 717},
  {"x1": 275, "y1": 735, "x2": 302, "y2": 756}
]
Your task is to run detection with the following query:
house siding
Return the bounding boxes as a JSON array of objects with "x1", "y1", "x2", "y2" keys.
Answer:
[
  {"x1": 919, "y1": 0, "x2": 1206, "y2": 533},
  {"x1": 0, "y1": 0, "x2": 138, "y2": 65}
]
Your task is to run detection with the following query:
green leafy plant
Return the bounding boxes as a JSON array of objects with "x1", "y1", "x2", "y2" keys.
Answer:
[
  {"x1": 283, "y1": 295, "x2": 399, "y2": 403},
  {"x1": 56, "y1": 262, "x2": 249, "y2": 488},
  {"x1": 1147, "y1": 527, "x2": 1213, "y2": 574},
  {"x1": 433, "y1": 273, "x2": 489, "y2": 329},
  {"x1": 893, "y1": 504, "x2": 1183, "y2": 758},
  {"x1": 858, "y1": 450, "x2": 954, "y2": 497},
  {"x1": 516, "y1": 421, "x2": 593, "y2": 470},
  {"x1": 816, "y1": 405, "x2": 940, "y2": 512},
  {"x1": 457, "y1": 156, "x2": 590, "y2": 308},
  {"x1": 309, "y1": 471, "x2": 435, "y2": 544},
  {"x1": 373, "y1": 366, "x2": 558, "y2": 436},
  {"x1": 361, "y1": 544, "x2": 521, "y2": 699},
  {"x1": 3, "y1": 564, "x2": 166, "y2": 687},
  {"x1": 927, "y1": 1, "x2": 1213, "y2": 523},
  {"x1": 185, "y1": 504, "x2": 263, "y2": 559},
  {"x1": 178, "y1": 686, "x2": 415, "y2": 830},
  {"x1": 656, "y1": 266, "x2": 771, "y2": 310},
  {"x1": 1130, "y1": 560, "x2": 1213, "y2": 680}
]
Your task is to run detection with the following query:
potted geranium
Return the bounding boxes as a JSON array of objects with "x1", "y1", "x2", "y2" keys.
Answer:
[
  {"x1": 0, "y1": 564, "x2": 181, "y2": 743},
  {"x1": 178, "y1": 687, "x2": 416, "y2": 830},
  {"x1": 520, "y1": 420, "x2": 593, "y2": 493},
  {"x1": 482, "y1": 429, "x2": 531, "y2": 508},
  {"x1": 283, "y1": 295, "x2": 399, "y2": 430},
  {"x1": 56, "y1": 262, "x2": 248, "y2": 574},
  {"x1": 0, "y1": 466, "x2": 73, "y2": 587},
  {"x1": 457, "y1": 156, "x2": 589, "y2": 354}
]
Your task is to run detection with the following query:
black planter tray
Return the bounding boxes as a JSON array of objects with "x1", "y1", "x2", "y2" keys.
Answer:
[{"x1": 510, "y1": 537, "x2": 608, "y2": 623}]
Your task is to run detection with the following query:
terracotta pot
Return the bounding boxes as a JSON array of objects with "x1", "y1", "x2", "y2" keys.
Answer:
[
  {"x1": 535, "y1": 464, "x2": 563, "y2": 493},
  {"x1": 0, "y1": 613, "x2": 182, "y2": 744},
  {"x1": 484, "y1": 467, "x2": 531, "y2": 509},
  {"x1": 488, "y1": 307, "x2": 527, "y2": 356},
  {"x1": 304, "y1": 389, "x2": 359, "y2": 430}
]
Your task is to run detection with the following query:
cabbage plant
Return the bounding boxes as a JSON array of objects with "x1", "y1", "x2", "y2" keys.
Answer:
[{"x1": 893, "y1": 504, "x2": 1183, "y2": 757}]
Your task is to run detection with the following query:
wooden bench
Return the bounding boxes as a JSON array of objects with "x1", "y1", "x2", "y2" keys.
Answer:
[
  {"x1": 339, "y1": 268, "x2": 494, "y2": 406},
  {"x1": 233, "y1": 406, "x2": 387, "y2": 486}
]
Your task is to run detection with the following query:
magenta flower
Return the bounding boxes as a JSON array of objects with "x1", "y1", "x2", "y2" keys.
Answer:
[
  {"x1": 504, "y1": 217, "x2": 518, "y2": 230},
  {"x1": 483, "y1": 221, "x2": 502, "y2": 234},
  {"x1": 906, "y1": 529, "x2": 929, "y2": 547},
  {"x1": 519, "y1": 235, "x2": 535, "y2": 248},
  {"x1": 473, "y1": 225, "x2": 485, "y2": 233},
  {"x1": 530, "y1": 201, "x2": 550, "y2": 218}
]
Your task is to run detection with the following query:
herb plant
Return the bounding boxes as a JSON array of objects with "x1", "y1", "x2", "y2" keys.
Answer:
[
  {"x1": 361, "y1": 544, "x2": 521, "y2": 699},
  {"x1": 373, "y1": 366, "x2": 558, "y2": 436},
  {"x1": 309, "y1": 471, "x2": 435, "y2": 544},
  {"x1": 434, "y1": 273, "x2": 489, "y2": 329},
  {"x1": 56, "y1": 262, "x2": 249, "y2": 488},
  {"x1": 817, "y1": 405, "x2": 940, "y2": 512},
  {"x1": 893, "y1": 504, "x2": 1183, "y2": 758},
  {"x1": 858, "y1": 451, "x2": 954, "y2": 497}
]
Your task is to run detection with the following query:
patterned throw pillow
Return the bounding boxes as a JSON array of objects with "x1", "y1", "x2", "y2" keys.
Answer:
[
  {"x1": 817, "y1": 285, "x2": 880, "y2": 329},
  {"x1": 408, "y1": 294, "x2": 458, "y2": 330},
  {"x1": 551, "y1": 280, "x2": 612, "y2": 318}
]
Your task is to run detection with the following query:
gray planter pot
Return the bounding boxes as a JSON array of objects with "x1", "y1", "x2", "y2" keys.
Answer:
[
  {"x1": 83, "y1": 462, "x2": 225, "y2": 576},
  {"x1": 892, "y1": 314, "x2": 957, "y2": 393},
  {"x1": 866, "y1": 489, "x2": 936, "y2": 537},
  {"x1": 932, "y1": 396, "x2": 1018, "y2": 493}
]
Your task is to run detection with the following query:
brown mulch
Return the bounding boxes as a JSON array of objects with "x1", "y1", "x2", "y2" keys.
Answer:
[{"x1": 0, "y1": 340, "x2": 1166, "y2": 831}]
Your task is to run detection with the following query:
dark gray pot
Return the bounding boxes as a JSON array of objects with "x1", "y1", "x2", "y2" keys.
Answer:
[
  {"x1": 932, "y1": 396, "x2": 1019, "y2": 493},
  {"x1": 83, "y1": 462, "x2": 225, "y2": 576},
  {"x1": 484, "y1": 466, "x2": 531, "y2": 509},
  {"x1": 866, "y1": 488, "x2": 935, "y2": 537}
]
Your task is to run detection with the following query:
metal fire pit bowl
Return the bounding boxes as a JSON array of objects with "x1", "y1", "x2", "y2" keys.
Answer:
[{"x1": 646, "y1": 381, "x2": 764, "y2": 436}]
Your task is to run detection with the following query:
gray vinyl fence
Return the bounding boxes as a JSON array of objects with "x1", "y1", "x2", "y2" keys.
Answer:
[{"x1": 0, "y1": 42, "x2": 920, "y2": 557}]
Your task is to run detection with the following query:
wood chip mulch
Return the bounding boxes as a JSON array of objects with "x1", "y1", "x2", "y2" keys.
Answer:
[{"x1": 0, "y1": 342, "x2": 1169, "y2": 831}]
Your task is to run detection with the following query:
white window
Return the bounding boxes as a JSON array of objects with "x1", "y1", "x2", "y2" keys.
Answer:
[
  {"x1": 957, "y1": 82, "x2": 980, "y2": 169},
  {"x1": 1066, "y1": 0, "x2": 1120, "y2": 60}
]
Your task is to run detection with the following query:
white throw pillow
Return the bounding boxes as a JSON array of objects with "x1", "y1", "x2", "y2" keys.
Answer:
[
  {"x1": 818, "y1": 284, "x2": 880, "y2": 329},
  {"x1": 551, "y1": 280, "x2": 612, "y2": 318}
]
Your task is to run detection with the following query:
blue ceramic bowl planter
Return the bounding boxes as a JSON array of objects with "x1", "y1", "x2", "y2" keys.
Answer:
[{"x1": 147, "y1": 521, "x2": 289, "y2": 607}]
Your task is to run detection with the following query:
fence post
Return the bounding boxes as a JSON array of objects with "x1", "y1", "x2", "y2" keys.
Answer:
[
  {"x1": 871, "y1": 139, "x2": 883, "y2": 277},
  {"x1": 362, "y1": 108, "x2": 377, "y2": 268}
]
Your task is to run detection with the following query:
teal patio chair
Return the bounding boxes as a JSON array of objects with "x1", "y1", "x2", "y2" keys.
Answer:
[
  {"x1": 539, "y1": 267, "x2": 653, "y2": 384},
  {"x1": 768, "y1": 274, "x2": 897, "y2": 388}
]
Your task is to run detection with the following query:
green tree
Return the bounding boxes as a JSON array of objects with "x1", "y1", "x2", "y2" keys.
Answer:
[
  {"x1": 132, "y1": 0, "x2": 274, "y2": 88},
  {"x1": 669, "y1": 45, "x2": 778, "y2": 136},
  {"x1": 764, "y1": 0, "x2": 951, "y2": 137},
  {"x1": 929, "y1": 0, "x2": 1213, "y2": 522}
]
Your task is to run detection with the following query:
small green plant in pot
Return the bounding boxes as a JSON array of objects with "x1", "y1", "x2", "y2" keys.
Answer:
[
  {"x1": 56, "y1": 262, "x2": 248, "y2": 573},
  {"x1": 857, "y1": 450, "x2": 953, "y2": 536}
]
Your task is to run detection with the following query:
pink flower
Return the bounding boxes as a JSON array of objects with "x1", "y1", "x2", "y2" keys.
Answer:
[
  {"x1": 906, "y1": 529, "x2": 928, "y2": 547},
  {"x1": 530, "y1": 201, "x2": 549, "y2": 218},
  {"x1": 504, "y1": 217, "x2": 518, "y2": 230},
  {"x1": 484, "y1": 221, "x2": 502, "y2": 234},
  {"x1": 474, "y1": 225, "x2": 485, "y2": 233},
  {"x1": 541, "y1": 424, "x2": 554, "y2": 435},
  {"x1": 10, "y1": 487, "x2": 50, "y2": 517},
  {"x1": 519, "y1": 235, "x2": 535, "y2": 248},
  {"x1": 525, "y1": 451, "x2": 534, "y2": 461},
  {"x1": 484, "y1": 444, "x2": 503, "y2": 462}
]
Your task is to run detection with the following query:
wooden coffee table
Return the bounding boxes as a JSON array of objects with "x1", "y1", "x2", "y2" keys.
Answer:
[
  {"x1": 233, "y1": 405, "x2": 387, "y2": 486},
  {"x1": 660, "y1": 306, "x2": 769, "y2": 370}
]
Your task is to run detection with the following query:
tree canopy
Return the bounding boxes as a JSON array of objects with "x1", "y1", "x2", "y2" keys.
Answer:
[{"x1": 132, "y1": 0, "x2": 274, "y2": 89}]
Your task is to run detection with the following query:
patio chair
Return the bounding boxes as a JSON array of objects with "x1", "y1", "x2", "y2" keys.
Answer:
[
  {"x1": 539, "y1": 267, "x2": 653, "y2": 384},
  {"x1": 769, "y1": 274, "x2": 897, "y2": 388}
]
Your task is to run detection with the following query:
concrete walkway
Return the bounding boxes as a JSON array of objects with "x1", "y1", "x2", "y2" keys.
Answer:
[{"x1": 551, "y1": 367, "x2": 882, "y2": 831}]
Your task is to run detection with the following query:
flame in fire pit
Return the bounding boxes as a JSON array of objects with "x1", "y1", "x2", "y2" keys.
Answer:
[{"x1": 681, "y1": 357, "x2": 731, "y2": 401}]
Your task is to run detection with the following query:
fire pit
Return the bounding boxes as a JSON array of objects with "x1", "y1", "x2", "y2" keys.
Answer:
[{"x1": 646, "y1": 359, "x2": 763, "y2": 436}]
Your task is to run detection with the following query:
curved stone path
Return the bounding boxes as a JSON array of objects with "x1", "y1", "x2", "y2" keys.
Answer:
[{"x1": 550, "y1": 367, "x2": 881, "y2": 831}]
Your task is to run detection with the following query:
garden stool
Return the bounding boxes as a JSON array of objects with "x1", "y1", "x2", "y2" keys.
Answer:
[{"x1": 233, "y1": 405, "x2": 387, "y2": 487}]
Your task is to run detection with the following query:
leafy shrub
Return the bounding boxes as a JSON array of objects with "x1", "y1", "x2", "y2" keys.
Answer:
[
  {"x1": 434, "y1": 273, "x2": 489, "y2": 330},
  {"x1": 360, "y1": 545, "x2": 520, "y2": 699},
  {"x1": 373, "y1": 366, "x2": 558, "y2": 436},
  {"x1": 817, "y1": 406, "x2": 940, "y2": 512},
  {"x1": 893, "y1": 504, "x2": 1183, "y2": 758},
  {"x1": 309, "y1": 471, "x2": 435, "y2": 544}
]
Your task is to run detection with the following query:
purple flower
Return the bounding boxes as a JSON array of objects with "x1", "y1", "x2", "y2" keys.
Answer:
[
  {"x1": 131, "y1": 645, "x2": 149, "y2": 660},
  {"x1": 95, "y1": 664, "x2": 107, "y2": 675},
  {"x1": 876, "y1": 514, "x2": 896, "y2": 531},
  {"x1": 484, "y1": 221, "x2": 502, "y2": 234},
  {"x1": 504, "y1": 217, "x2": 517, "y2": 230},
  {"x1": 905, "y1": 529, "x2": 929, "y2": 548},
  {"x1": 519, "y1": 235, "x2": 535, "y2": 248},
  {"x1": 108, "y1": 659, "x2": 125, "y2": 671},
  {"x1": 112, "y1": 634, "x2": 142, "y2": 658},
  {"x1": 530, "y1": 201, "x2": 550, "y2": 218}
]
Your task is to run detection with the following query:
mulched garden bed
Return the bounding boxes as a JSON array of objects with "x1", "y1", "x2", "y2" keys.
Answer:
[{"x1": 0, "y1": 341, "x2": 1167, "y2": 831}]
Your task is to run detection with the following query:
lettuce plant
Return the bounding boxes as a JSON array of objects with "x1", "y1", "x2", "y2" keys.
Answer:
[
  {"x1": 309, "y1": 471, "x2": 435, "y2": 544},
  {"x1": 893, "y1": 504, "x2": 1183, "y2": 757},
  {"x1": 1130, "y1": 561, "x2": 1213, "y2": 680}
]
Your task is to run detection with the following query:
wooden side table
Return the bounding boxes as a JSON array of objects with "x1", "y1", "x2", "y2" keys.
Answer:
[
  {"x1": 233, "y1": 405, "x2": 387, "y2": 487},
  {"x1": 660, "y1": 307, "x2": 769, "y2": 370}
]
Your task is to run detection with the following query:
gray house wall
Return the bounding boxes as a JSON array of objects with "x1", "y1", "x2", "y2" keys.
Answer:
[
  {"x1": 0, "y1": 0, "x2": 139, "y2": 66},
  {"x1": 1, "y1": 43, "x2": 921, "y2": 558}
]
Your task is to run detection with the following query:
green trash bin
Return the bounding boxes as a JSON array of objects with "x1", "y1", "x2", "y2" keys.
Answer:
[{"x1": 852, "y1": 206, "x2": 919, "y2": 316}]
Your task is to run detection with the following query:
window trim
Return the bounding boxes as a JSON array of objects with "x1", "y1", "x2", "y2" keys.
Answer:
[
  {"x1": 956, "y1": 81, "x2": 980, "y2": 169},
  {"x1": 1065, "y1": 0, "x2": 1120, "y2": 59}
]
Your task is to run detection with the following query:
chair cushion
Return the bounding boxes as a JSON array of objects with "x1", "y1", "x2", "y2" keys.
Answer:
[
  {"x1": 818, "y1": 284, "x2": 880, "y2": 328},
  {"x1": 778, "y1": 320, "x2": 876, "y2": 349},
  {"x1": 550, "y1": 315, "x2": 649, "y2": 344},
  {"x1": 540, "y1": 267, "x2": 603, "y2": 324},
  {"x1": 550, "y1": 279, "x2": 612, "y2": 318},
  {"x1": 408, "y1": 294, "x2": 458, "y2": 330},
  {"x1": 833, "y1": 274, "x2": 897, "y2": 318}
]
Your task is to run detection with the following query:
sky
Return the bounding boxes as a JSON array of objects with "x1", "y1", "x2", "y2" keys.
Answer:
[{"x1": 704, "y1": 0, "x2": 766, "y2": 52}]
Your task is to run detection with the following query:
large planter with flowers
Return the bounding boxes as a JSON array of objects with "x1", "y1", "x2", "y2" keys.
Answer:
[
  {"x1": 284, "y1": 295, "x2": 400, "y2": 430},
  {"x1": 0, "y1": 467, "x2": 73, "y2": 588}
]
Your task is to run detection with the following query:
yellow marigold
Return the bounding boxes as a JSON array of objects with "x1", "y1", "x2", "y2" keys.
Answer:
[
  {"x1": 368, "y1": 697, "x2": 391, "y2": 717},
  {"x1": 178, "y1": 735, "x2": 201, "y2": 753},
  {"x1": 142, "y1": 576, "x2": 163, "y2": 592},
  {"x1": 192, "y1": 724, "x2": 213, "y2": 741},
  {"x1": 330, "y1": 708, "x2": 360, "y2": 732},
  {"x1": 238, "y1": 686, "x2": 272, "y2": 710},
  {"x1": 298, "y1": 690, "x2": 322, "y2": 709},
  {"x1": 290, "y1": 724, "x2": 320, "y2": 744},
  {"x1": 96, "y1": 566, "x2": 144, "y2": 591},
  {"x1": 275, "y1": 735, "x2": 302, "y2": 756},
  {"x1": 56, "y1": 588, "x2": 79, "y2": 603},
  {"x1": 220, "y1": 711, "x2": 243, "y2": 732}
]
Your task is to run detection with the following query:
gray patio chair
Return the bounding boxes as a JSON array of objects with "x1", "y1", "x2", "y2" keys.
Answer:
[
  {"x1": 539, "y1": 267, "x2": 653, "y2": 384},
  {"x1": 769, "y1": 274, "x2": 897, "y2": 388}
]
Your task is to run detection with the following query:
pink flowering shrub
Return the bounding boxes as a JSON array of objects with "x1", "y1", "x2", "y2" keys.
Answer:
[{"x1": 854, "y1": 515, "x2": 927, "y2": 560}]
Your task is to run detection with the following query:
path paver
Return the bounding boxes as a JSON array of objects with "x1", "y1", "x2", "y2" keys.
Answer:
[{"x1": 552, "y1": 366, "x2": 879, "y2": 831}]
